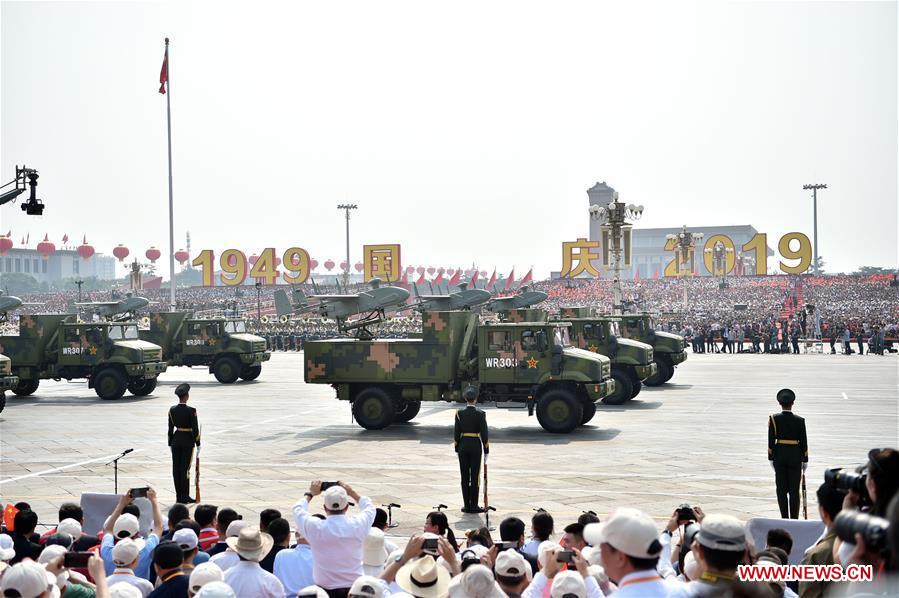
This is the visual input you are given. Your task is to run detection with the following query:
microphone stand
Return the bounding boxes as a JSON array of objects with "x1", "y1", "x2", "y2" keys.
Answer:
[
  {"x1": 382, "y1": 503, "x2": 401, "y2": 529},
  {"x1": 105, "y1": 449, "x2": 134, "y2": 494},
  {"x1": 433, "y1": 504, "x2": 447, "y2": 513}
]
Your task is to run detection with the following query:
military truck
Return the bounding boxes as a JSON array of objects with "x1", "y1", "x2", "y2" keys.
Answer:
[
  {"x1": 1, "y1": 315, "x2": 167, "y2": 399},
  {"x1": 0, "y1": 354, "x2": 19, "y2": 413},
  {"x1": 555, "y1": 308, "x2": 657, "y2": 405},
  {"x1": 304, "y1": 310, "x2": 615, "y2": 434},
  {"x1": 613, "y1": 313, "x2": 688, "y2": 385},
  {"x1": 139, "y1": 312, "x2": 270, "y2": 383}
]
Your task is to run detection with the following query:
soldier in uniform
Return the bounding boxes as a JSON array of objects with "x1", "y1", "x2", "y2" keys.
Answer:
[
  {"x1": 768, "y1": 388, "x2": 808, "y2": 518},
  {"x1": 168, "y1": 383, "x2": 201, "y2": 504},
  {"x1": 454, "y1": 386, "x2": 489, "y2": 514}
]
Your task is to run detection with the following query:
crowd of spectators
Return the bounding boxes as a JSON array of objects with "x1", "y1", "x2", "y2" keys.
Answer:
[{"x1": 2, "y1": 446, "x2": 897, "y2": 597}]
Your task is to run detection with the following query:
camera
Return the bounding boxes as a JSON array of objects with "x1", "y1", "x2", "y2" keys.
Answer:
[
  {"x1": 320, "y1": 481, "x2": 340, "y2": 491},
  {"x1": 556, "y1": 550, "x2": 574, "y2": 563},
  {"x1": 825, "y1": 468, "x2": 870, "y2": 504},
  {"x1": 63, "y1": 552, "x2": 93, "y2": 568},
  {"x1": 129, "y1": 487, "x2": 149, "y2": 499},
  {"x1": 496, "y1": 541, "x2": 518, "y2": 552},
  {"x1": 834, "y1": 510, "x2": 889, "y2": 552},
  {"x1": 676, "y1": 503, "x2": 696, "y2": 522},
  {"x1": 422, "y1": 538, "x2": 439, "y2": 553}
]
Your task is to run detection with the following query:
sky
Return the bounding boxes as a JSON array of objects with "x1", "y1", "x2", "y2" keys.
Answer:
[{"x1": 1, "y1": 0, "x2": 896, "y2": 280}]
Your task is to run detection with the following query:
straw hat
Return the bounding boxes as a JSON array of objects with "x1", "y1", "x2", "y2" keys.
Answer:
[
  {"x1": 225, "y1": 526, "x2": 273, "y2": 562},
  {"x1": 395, "y1": 556, "x2": 450, "y2": 598}
]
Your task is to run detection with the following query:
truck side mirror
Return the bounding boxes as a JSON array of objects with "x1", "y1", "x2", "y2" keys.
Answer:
[{"x1": 536, "y1": 331, "x2": 548, "y2": 353}]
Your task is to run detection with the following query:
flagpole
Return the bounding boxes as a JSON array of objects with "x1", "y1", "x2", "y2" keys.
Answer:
[{"x1": 164, "y1": 37, "x2": 176, "y2": 312}]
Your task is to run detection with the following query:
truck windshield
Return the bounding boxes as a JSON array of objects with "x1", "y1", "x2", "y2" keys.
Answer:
[
  {"x1": 224, "y1": 321, "x2": 246, "y2": 333},
  {"x1": 552, "y1": 327, "x2": 571, "y2": 347},
  {"x1": 608, "y1": 322, "x2": 621, "y2": 337},
  {"x1": 108, "y1": 325, "x2": 139, "y2": 340}
]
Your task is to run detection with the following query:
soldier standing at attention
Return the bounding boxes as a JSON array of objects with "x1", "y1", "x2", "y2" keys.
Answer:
[
  {"x1": 768, "y1": 388, "x2": 808, "y2": 519},
  {"x1": 454, "y1": 386, "x2": 489, "y2": 514},
  {"x1": 169, "y1": 383, "x2": 200, "y2": 504}
]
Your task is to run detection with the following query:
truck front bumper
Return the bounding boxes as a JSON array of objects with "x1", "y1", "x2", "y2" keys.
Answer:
[
  {"x1": 240, "y1": 351, "x2": 271, "y2": 366},
  {"x1": 585, "y1": 379, "x2": 616, "y2": 402},
  {"x1": 125, "y1": 361, "x2": 168, "y2": 379},
  {"x1": 0, "y1": 375, "x2": 18, "y2": 391},
  {"x1": 634, "y1": 362, "x2": 658, "y2": 380},
  {"x1": 670, "y1": 351, "x2": 688, "y2": 365}
]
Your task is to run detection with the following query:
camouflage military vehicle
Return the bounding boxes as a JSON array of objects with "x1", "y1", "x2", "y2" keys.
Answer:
[
  {"x1": 139, "y1": 312, "x2": 270, "y2": 383},
  {"x1": 556, "y1": 307, "x2": 657, "y2": 405},
  {"x1": 614, "y1": 313, "x2": 687, "y2": 386},
  {"x1": 1, "y1": 315, "x2": 167, "y2": 399},
  {"x1": 304, "y1": 310, "x2": 615, "y2": 434},
  {"x1": 0, "y1": 354, "x2": 18, "y2": 413}
]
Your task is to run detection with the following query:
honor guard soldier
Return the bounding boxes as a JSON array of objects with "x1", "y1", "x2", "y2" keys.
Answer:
[
  {"x1": 454, "y1": 386, "x2": 489, "y2": 514},
  {"x1": 768, "y1": 388, "x2": 808, "y2": 518},
  {"x1": 169, "y1": 383, "x2": 200, "y2": 504}
]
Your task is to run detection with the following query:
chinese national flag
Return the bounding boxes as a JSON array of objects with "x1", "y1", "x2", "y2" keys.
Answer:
[
  {"x1": 653, "y1": 266, "x2": 660, "y2": 279},
  {"x1": 448, "y1": 270, "x2": 461, "y2": 287},
  {"x1": 470, "y1": 270, "x2": 479, "y2": 287},
  {"x1": 433, "y1": 272, "x2": 443, "y2": 285},
  {"x1": 520, "y1": 268, "x2": 533, "y2": 286},
  {"x1": 3, "y1": 504, "x2": 18, "y2": 531},
  {"x1": 487, "y1": 269, "x2": 497, "y2": 290},
  {"x1": 634, "y1": 269, "x2": 640, "y2": 282},
  {"x1": 416, "y1": 272, "x2": 426, "y2": 286},
  {"x1": 159, "y1": 44, "x2": 169, "y2": 94},
  {"x1": 504, "y1": 268, "x2": 515, "y2": 292}
]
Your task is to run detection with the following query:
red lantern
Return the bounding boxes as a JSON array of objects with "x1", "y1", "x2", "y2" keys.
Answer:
[
  {"x1": 406, "y1": 266, "x2": 415, "y2": 274},
  {"x1": 174, "y1": 249, "x2": 189, "y2": 264},
  {"x1": 417, "y1": 266, "x2": 425, "y2": 275},
  {"x1": 77, "y1": 236, "x2": 94, "y2": 260},
  {"x1": 145, "y1": 247, "x2": 161, "y2": 262},
  {"x1": 427, "y1": 267, "x2": 435, "y2": 275},
  {"x1": 36, "y1": 235, "x2": 55, "y2": 260},
  {"x1": 340, "y1": 261, "x2": 348, "y2": 270},
  {"x1": 311, "y1": 259, "x2": 319, "y2": 269},
  {"x1": 0, "y1": 236, "x2": 12, "y2": 256},
  {"x1": 324, "y1": 259, "x2": 335, "y2": 271},
  {"x1": 438, "y1": 267, "x2": 445, "y2": 275},
  {"x1": 354, "y1": 262, "x2": 364, "y2": 272},
  {"x1": 480, "y1": 271, "x2": 488, "y2": 278},
  {"x1": 249, "y1": 254, "x2": 259, "y2": 265},
  {"x1": 112, "y1": 245, "x2": 129, "y2": 262},
  {"x1": 446, "y1": 268, "x2": 455, "y2": 276}
]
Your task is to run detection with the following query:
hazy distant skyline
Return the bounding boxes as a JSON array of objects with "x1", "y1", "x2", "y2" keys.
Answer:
[{"x1": 2, "y1": 0, "x2": 896, "y2": 280}]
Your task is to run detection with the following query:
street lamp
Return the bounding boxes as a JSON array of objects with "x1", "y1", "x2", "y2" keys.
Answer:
[
  {"x1": 589, "y1": 192, "x2": 643, "y2": 310},
  {"x1": 704, "y1": 241, "x2": 733, "y2": 288},
  {"x1": 802, "y1": 183, "x2": 826, "y2": 275},
  {"x1": 666, "y1": 225, "x2": 703, "y2": 309},
  {"x1": 337, "y1": 204, "x2": 358, "y2": 288},
  {"x1": 255, "y1": 281, "x2": 262, "y2": 321},
  {"x1": 74, "y1": 279, "x2": 85, "y2": 302}
]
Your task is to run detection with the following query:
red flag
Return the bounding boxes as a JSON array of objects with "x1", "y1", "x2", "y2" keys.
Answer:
[
  {"x1": 520, "y1": 268, "x2": 533, "y2": 286},
  {"x1": 487, "y1": 269, "x2": 497, "y2": 290},
  {"x1": 504, "y1": 268, "x2": 515, "y2": 291},
  {"x1": 471, "y1": 270, "x2": 479, "y2": 286},
  {"x1": 62, "y1": 234, "x2": 69, "y2": 244},
  {"x1": 25, "y1": 233, "x2": 29, "y2": 245},
  {"x1": 634, "y1": 269, "x2": 640, "y2": 282},
  {"x1": 448, "y1": 269, "x2": 461, "y2": 287},
  {"x1": 653, "y1": 266, "x2": 660, "y2": 279},
  {"x1": 416, "y1": 272, "x2": 426, "y2": 286},
  {"x1": 3, "y1": 504, "x2": 18, "y2": 531},
  {"x1": 434, "y1": 271, "x2": 444, "y2": 285},
  {"x1": 159, "y1": 40, "x2": 169, "y2": 94},
  {"x1": 400, "y1": 270, "x2": 409, "y2": 286}
]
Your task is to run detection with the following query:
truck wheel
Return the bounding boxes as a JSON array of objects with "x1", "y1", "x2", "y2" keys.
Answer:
[
  {"x1": 213, "y1": 356, "x2": 241, "y2": 384},
  {"x1": 536, "y1": 389, "x2": 582, "y2": 434},
  {"x1": 580, "y1": 400, "x2": 597, "y2": 425},
  {"x1": 394, "y1": 400, "x2": 421, "y2": 423},
  {"x1": 127, "y1": 377, "x2": 158, "y2": 396},
  {"x1": 95, "y1": 369, "x2": 127, "y2": 400},
  {"x1": 352, "y1": 388, "x2": 395, "y2": 430},
  {"x1": 602, "y1": 368, "x2": 633, "y2": 405},
  {"x1": 630, "y1": 377, "x2": 642, "y2": 399},
  {"x1": 12, "y1": 379, "x2": 39, "y2": 396},
  {"x1": 0, "y1": 391, "x2": 5, "y2": 413},
  {"x1": 643, "y1": 358, "x2": 672, "y2": 387},
  {"x1": 240, "y1": 365, "x2": 262, "y2": 381}
]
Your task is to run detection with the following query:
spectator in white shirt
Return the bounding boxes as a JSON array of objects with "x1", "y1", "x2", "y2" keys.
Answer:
[
  {"x1": 292, "y1": 481, "x2": 376, "y2": 594},
  {"x1": 106, "y1": 538, "x2": 154, "y2": 597},
  {"x1": 188, "y1": 562, "x2": 224, "y2": 597},
  {"x1": 221, "y1": 526, "x2": 285, "y2": 598},
  {"x1": 274, "y1": 527, "x2": 317, "y2": 598},
  {"x1": 208, "y1": 520, "x2": 248, "y2": 572},
  {"x1": 101, "y1": 490, "x2": 164, "y2": 579}
]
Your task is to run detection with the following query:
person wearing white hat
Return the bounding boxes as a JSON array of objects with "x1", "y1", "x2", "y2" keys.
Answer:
[
  {"x1": 221, "y1": 526, "x2": 284, "y2": 597},
  {"x1": 520, "y1": 545, "x2": 601, "y2": 598},
  {"x1": 107, "y1": 538, "x2": 155, "y2": 597},
  {"x1": 109, "y1": 582, "x2": 144, "y2": 598},
  {"x1": 101, "y1": 490, "x2": 164, "y2": 579},
  {"x1": 292, "y1": 480, "x2": 375, "y2": 594},
  {"x1": 584, "y1": 508, "x2": 681, "y2": 597},
  {"x1": 362, "y1": 528, "x2": 387, "y2": 577},
  {"x1": 296, "y1": 585, "x2": 328, "y2": 598},
  {"x1": 674, "y1": 514, "x2": 763, "y2": 597},
  {"x1": 209, "y1": 520, "x2": 248, "y2": 573},
  {"x1": 0, "y1": 533, "x2": 15, "y2": 562},
  {"x1": 494, "y1": 549, "x2": 531, "y2": 596},
  {"x1": 195, "y1": 581, "x2": 237, "y2": 598},
  {"x1": 55, "y1": 520, "x2": 83, "y2": 545},
  {"x1": 172, "y1": 528, "x2": 200, "y2": 576},
  {"x1": 273, "y1": 526, "x2": 315, "y2": 598},
  {"x1": 447, "y1": 563, "x2": 505, "y2": 598},
  {"x1": 188, "y1": 562, "x2": 224, "y2": 597},
  {"x1": 395, "y1": 555, "x2": 450, "y2": 598},
  {"x1": 0, "y1": 560, "x2": 58, "y2": 598},
  {"x1": 347, "y1": 575, "x2": 389, "y2": 598}
]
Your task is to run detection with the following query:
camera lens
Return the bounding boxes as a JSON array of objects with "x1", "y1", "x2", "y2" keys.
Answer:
[{"x1": 834, "y1": 510, "x2": 889, "y2": 552}]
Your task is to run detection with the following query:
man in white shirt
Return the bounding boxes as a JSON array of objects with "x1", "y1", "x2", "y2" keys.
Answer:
[
  {"x1": 274, "y1": 528, "x2": 316, "y2": 598},
  {"x1": 221, "y1": 526, "x2": 285, "y2": 598},
  {"x1": 584, "y1": 508, "x2": 683, "y2": 597},
  {"x1": 106, "y1": 538, "x2": 155, "y2": 597},
  {"x1": 208, "y1": 520, "x2": 248, "y2": 573},
  {"x1": 292, "y1": 481, "x2": 376, "y2": 594},
  {"x1": 101, "y1": 489, "x2": 164, "y2": 579}
]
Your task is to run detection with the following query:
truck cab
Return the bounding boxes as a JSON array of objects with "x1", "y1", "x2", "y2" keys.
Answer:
[
  {"x1": 0, "y1": 354, "x2": 19, "y2": 413},
  {"x1": 616, "y1": 313, "x2": 688, "y2": 385}
]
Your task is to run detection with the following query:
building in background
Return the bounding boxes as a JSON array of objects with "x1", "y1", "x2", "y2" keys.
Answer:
[{"x1": 0, "y1": 248, "x2": 117, "y2": 284}]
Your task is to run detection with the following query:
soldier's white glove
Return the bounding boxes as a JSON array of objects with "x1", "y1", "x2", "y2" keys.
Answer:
[
  {"x1": 802, "y1": 462, "x2": 807, "y2": 472},
  {"x1": 196, "y1": 447, "x2": 201, "y2": 457},
  {"x1": 770, "y1": 461, "x2": 775, "y2": 471}
]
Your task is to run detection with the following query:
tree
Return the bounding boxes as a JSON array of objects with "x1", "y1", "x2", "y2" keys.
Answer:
[
  {"x1": 852, "y1": 266, "x2": 893, "y2": 276},
  {"x1": 812, "y1": 256, "x2": 826, "y2": 274},
  {"x1": 0, "y1": 273, "x2": 40, "y2": 294}
]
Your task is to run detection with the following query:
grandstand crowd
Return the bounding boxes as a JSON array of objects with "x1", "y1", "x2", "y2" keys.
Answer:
[{"x1": 1, "y1": 447, "x2": 897, "y2": 597}]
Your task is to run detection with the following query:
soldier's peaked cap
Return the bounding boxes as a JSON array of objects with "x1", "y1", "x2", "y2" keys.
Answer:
[
  {"x1": 175, "y1": 383, "x2": 191, "y2": 398},
  {"x1": 463, "y1": 386, "x2": 478, "y2": 401},
  {"x1": 776, "y1": 388, "x2": 795, "y2": 404}
]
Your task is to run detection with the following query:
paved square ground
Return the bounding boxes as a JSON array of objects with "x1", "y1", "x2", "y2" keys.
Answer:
[{"x1": 1, "y1": 352, "x2": 896, "y2": 539}]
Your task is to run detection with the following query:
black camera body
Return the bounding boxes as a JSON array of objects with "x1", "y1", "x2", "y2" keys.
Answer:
[
  {"x1": 825, "y1": 468, "x2": 870, "y2": 505},
  {"x1": 320, "y1": 481, "x2": 340, "y2": 491},
  {"x1": 834, "y1": 510, "x2": 889, "y2": 552},
  {"x1": 676, "y1": 503, "x2": 696, "y2": 522}
]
